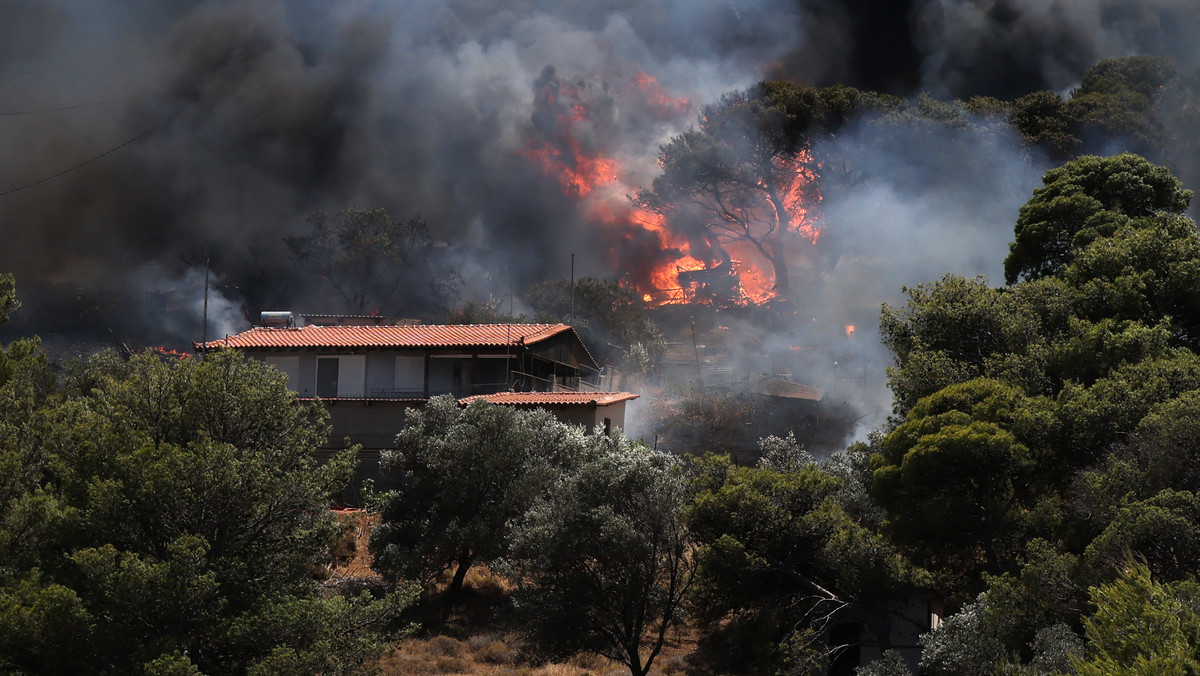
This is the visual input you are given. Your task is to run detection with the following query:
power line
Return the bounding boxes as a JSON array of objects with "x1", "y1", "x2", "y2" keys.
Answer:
[
  {"x1": 0, "y1": 97, "x2": 127, "y2": 116},
  {"x1": 0, "y1": 125, "x2": 156, "y2": 197},
  {"x1": 0, "y1": 260, "x2": 163, "y2": 270}
]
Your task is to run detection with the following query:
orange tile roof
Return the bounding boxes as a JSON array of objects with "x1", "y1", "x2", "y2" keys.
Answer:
[
  {"x1": 458, "y1": 391, "x2": 639, "y2": 407},
  {"x1": 197, "y1": 323, "x2": 576, "y2": 351}
]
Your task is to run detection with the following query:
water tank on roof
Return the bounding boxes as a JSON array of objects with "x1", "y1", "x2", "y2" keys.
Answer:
[{"x1": 260, "y1": 311, "x2": 295, "y2": 327}]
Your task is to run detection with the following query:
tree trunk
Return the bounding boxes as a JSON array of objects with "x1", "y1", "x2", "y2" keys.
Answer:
[
  {"x1": 447, "y1": 555, "x2": 472, "y2": 602},
  {"x1": 768, "y1": 243, "x2": 791, "y2": 293}
]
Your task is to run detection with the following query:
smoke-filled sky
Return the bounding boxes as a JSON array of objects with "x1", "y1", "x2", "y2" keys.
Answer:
[{"x1": 1, "y1": 0, "x2": 1198, "y2": 368}]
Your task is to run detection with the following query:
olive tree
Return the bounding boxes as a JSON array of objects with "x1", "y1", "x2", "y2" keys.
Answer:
[
  {"x1": 503, "y1": 435, "x2": 693, "y2": 676},
  {"x1": 371, "y1": 396, "x2": 586, "y2": 599}
]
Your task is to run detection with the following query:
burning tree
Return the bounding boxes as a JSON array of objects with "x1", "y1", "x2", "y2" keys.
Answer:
[{"x1": 635, "y1": 84, "x2": 827, "y2": 297}]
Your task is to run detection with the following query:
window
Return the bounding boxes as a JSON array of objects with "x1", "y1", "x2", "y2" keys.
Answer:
[{"x1": 316, "y1": 355, "x2": 366, "y2": 398}]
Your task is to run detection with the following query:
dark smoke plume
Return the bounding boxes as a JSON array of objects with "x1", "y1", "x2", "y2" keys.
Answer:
[
  {"x1": 0, "y1": 0, "x2": 809, "y2": 349},
  {"x1": 4, "y1": 0, "x2": 1200, "y2": 441}
]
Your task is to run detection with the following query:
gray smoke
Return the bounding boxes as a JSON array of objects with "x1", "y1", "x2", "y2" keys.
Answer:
[
  {"x1": 911, "y1": 0, "x2": 1200, "y2": 98},
  {"x1": 0, "y1": 0, "x2": 809, "y2": 343},
  {"x1": 2, "y1": 0, "x2": 1198, "y2": 444}
]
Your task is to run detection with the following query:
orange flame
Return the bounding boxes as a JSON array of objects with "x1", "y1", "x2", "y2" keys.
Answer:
[
  {"x1": 522, "y1": 71, "x2": 821, "y2": 306},
  {"x1": 154, "y1": 346, "x2": 192, "y2": 360},
  {"x1": 845, "y1": 325, "x2": 855, "y2": 338},
  {"x1": 778, "y1": 150, "x2": 823, "y2": 245},
  {"x1": 631, "y1": 71, "x2": 692, "y2": 119}
]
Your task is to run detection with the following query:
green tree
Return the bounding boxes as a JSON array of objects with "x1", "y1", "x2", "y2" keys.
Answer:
[
  {"x1": 1004, "y1": 153, "x2": 1192, "y2": 285},
  {"x1": 525, "y1": 276, "x2": 666, "y2": 370},
  {"x1": 0, "y1": 273, "x2": 18, "y2": 324},
  {"x1": 873, "y1": 379, "x2": 1055, "y2": 593},
  {"x1": 286, "y1": 206, "x2": 460, "y2": 317},
  {"x1": 1010, "y1": 90, "x2": 1082, "y2": 160},
  {"x1": 504, "y1": 436, "x2": 692, "y2": 676},
  {"x1": 687, "y1": 452, "x2": 915, "y2": 674},
  {"x1": 880, "y1": 274, "x2": 1066, "y2": 415},
  {"x1": 370, "y1": 396, "x2": 585, "y2": 600},
  {"x1": 1085, "y1": 491, "x2": 1200, "y2": 583},
  {"x1": 1066, "y1": 56, "x2": 1178, "y2": 157},
  {"x1": 1116, "y1": 390, "x2": 1200, "y2": 496},
  {"x1": 0, "y1": 349, "x2": 404, "y2": 674},
  {"x1": 918, "y1": 595, "x2": 1007, "y2": 676},
  {"x1": 1071, "y1": 560, "x2": 1200, "y2": 676}
]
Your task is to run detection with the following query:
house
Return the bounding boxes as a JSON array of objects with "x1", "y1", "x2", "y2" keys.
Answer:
[{"x1": 195, "y1": 314, "x2": 638, "y2": 498}]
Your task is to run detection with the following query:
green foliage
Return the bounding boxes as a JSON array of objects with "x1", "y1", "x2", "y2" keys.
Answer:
[
  {"x1": 286, "y1": 206, "x2": 460, "y2": 317},
  {"x1": 1072, "y1": 560, "x2": 1200, "y2": 676},
  {"x1": 371, "y1": 396, "x2": 586, "y2": 598},
  {"x1": 0, "y1": 273, "x2": 18, "y2": 325},
  {"x1": 1085, "y1": 491, "x2": 1200, "y2": 582},
  {"x1": 1057, "y1": 351, "x2": 1200, "y2": 465},
  {"x1": 1004, "y1": 153, "x2": 1192, "y2": 285},
  {"x1": 919, "y1": 596, "x2": 1008, "y2": 676},
  {"x1": 1011, "y1": 90, "x2": 1081, "y2": 160},
  {"x1": 874, "y1": 379, "x2": 1058, "y2": 592},
  {"x1": 856, "y1": 650, "x2": 913, "y2": 676},
  {"x1": 1121, "y1": 390, "x2": 1200, "y2": 495},
  {"x1": 0, "y1": 348, "x2": 400, "y2": 674},
  {"x1": 525, "y1": 277, "x2": 666, "y2": 369},
  {"x1": 686, "y1": 453, "x2": 914, "y2": 673},
  {"x1": 504, "y1": 436, "x2": 691, "y2": 676},
  {"x1": 982, "y1": 539, "x2": 1091, "y2": 655},
  {"x1": 881, "y1": 275, "x2": 1066, "y2": 415},
  {"x1": 877, "y1": 152, "x2": 1200, "y2": 670},
  {"x1": 756, "y1": 431, "x2": 815, "y2": 473}
]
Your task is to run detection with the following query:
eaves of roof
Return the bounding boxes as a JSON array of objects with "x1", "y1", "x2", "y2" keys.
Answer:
[{"x1": 457, "y1": 391, "x2": 639, "y2": 407}]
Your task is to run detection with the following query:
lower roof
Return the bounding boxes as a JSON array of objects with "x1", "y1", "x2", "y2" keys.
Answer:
[{"x1": 297, "y1": 391, "x2": 639, "y2": 407}]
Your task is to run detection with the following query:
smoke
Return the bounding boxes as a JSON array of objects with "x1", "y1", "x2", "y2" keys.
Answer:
[
  {"x1": 2, "y1": 0, "x2": 1198, "y2": 447},
  {"x1": 0, "y1": 0, "x2": 815, "y2": 345},
  {"x1": 910, "y1": 0, "x2": 1200, "y2": 98},
  {"x1": 804, "y1": 112, "x2": 1049, "y2": 426}
]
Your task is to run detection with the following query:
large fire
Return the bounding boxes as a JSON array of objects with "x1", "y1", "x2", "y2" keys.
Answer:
[{"x1": 522, "y1": 69, "x2": 821, "y2": 306}]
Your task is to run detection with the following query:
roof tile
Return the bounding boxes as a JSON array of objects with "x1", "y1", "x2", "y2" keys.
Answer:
[{"x1": 197, "y1": 323, "x2": 575, "y2": 351}]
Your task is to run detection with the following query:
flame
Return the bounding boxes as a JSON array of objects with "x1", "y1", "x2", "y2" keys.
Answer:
[
  {"x1": 520, "y1": 139, "x2": 619, "y2": 199},
  {"x1": 778, "y1": 150, "x2": 823, "y2": 245},
  {"x1": 154, "y1": 346, "x2": 192, "y2": 360},
  {"x1": 845, "y1": 325, "x2": 855, "y2": 338},
  {"x1": 521, "y1": 69, "x2": 820, "y2": 306},
  {"x1": 631, "y1": 71, "x2": 692, "y2": 119}
]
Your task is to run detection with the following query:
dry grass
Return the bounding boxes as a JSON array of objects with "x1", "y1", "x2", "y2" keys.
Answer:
[
  {"x1": 339, "y1": 515, "x2": 698, "y2": 676},
  {"x1": 377, "y1": 634, "x2": 634, "y2": 675},
  {"x1": 376, "y1": 622, "x2": 697, "y2": 675},
  {"x1": 326, "y1": 509, "x2": 378, "y2": 580}
]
